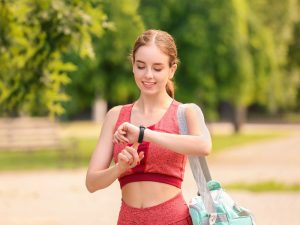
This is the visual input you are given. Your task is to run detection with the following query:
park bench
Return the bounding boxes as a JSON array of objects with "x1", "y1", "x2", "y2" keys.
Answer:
[{"x1": 0, "y1": 117, "x2": 78, "y2": 166}]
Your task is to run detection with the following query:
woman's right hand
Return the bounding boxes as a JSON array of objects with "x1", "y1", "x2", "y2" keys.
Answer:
[{"x1": 116, "y1": 143, "x2": 144, "y2": 174}]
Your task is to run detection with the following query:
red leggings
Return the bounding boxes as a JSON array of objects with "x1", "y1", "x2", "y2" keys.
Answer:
[{"x1": 117, "y1": 192, "x2": 192, "y2": 225}]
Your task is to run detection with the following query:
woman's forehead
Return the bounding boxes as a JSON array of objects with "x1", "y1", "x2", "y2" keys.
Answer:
[{"x1": 134, "y1": 44, "x2": 169, "y2": 64}]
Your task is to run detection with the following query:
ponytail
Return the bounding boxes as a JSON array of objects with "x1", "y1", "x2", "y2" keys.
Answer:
[{"x1": 166, "y1": 79, "x2": 175, "y2": 98}]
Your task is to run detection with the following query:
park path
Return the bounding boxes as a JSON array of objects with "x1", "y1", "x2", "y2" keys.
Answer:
[
  {"x1": 0, "y1": 123, "x2": 299, "y2": 225},
  {"x1": 206, "y1": 125, "x2": 300, "y2": 225},
  {"x1": 209, "y1": 130, "x2": 300, "y2": 184}
]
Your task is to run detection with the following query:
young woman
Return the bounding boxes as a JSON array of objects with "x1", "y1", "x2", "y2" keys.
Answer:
[{"x1": 86, "y1": 29, "x2": 212, "y2": 225}]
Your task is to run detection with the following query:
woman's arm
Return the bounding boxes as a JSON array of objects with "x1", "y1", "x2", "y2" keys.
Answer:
[
  {"x1": 144, "y1": 103, "x2": 212, "y2": 155},
  {"x1": 85, "y1": 106, "x2": 122, "y2": 193},
  {"x1": 114, "y1": 104, "x2": 212, "y2": 156},
  {"x1": 86, "y1": 106, "x2": 144, "y2": 193}
]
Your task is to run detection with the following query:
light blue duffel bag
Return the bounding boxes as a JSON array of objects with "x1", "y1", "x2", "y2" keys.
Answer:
[
  {"x1": 177, "y1": 104, "x2": 256, "y2": 225},
  {"x1": 188, "y1": 180, "x2": 255, "y2": 225}
]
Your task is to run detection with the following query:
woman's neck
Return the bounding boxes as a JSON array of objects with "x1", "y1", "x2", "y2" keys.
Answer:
[{"x1": 135, "y1": 93, "x2": 173, "y2": 114}]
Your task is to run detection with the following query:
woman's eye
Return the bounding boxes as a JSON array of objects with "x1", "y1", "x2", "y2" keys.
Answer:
[
  {"x1": 137, "y1": 66, "x2": 145, "y2": 69},
  {"x1": 154, "y1": 68, "x2": 162, "y2": 72}
]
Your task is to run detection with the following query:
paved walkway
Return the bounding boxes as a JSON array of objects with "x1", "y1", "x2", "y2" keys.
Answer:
[
  {"x1": 209, "y1": 132, "x2": 300, "y2": 184},
  {"x1": 207, "y1": 127, "x2": 300, "y2": 225},
  {"x1": 0, "y1": 124, "x2": 299, "y2": 225}
]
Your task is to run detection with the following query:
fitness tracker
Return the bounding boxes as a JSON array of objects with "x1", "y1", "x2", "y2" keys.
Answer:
[{"x1": 138, "y1": 125, "x2": 146, "y2": 143}]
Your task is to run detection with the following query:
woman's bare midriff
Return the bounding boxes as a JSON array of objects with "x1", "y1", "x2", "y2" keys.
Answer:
[{"x1": 121, "y1": 181, "x2": 181, "y2": 208}]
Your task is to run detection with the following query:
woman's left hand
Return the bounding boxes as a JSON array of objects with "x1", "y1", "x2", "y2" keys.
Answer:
[{"x1": 113, "y1": 122, "x2": 139, "y2": 144}]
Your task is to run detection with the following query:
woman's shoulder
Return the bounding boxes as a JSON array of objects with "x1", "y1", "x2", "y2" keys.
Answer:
[
  {"x1": 105, "y1": 103, "x2": 133, "y2": 122},
  {"x1": 107, "y1": 105, "x2": 123, "y2": 117},
  {"x1": 106, "y1": 104, "x2": 127, "y2": 117},
  {"x1": 179, "y1": 102, "x2": 205, "y2": 119},
  {"x1": 179, "y1": 102, "x2": 203, "y2": 111}
]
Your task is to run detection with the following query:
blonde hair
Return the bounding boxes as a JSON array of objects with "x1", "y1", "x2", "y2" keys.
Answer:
[{"x1": 131, "y1": 29, "x2": 179, "y2": 98}]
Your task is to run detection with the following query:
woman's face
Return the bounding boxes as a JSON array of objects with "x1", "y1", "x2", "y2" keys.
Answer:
[{"x1": 133, "y1": 44, "x2": 177, "y2": 96}]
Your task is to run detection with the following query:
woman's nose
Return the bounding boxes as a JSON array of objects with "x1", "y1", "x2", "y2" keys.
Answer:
[{"x1": 145, "y1": 68, "x2": 154, "y2": 78}]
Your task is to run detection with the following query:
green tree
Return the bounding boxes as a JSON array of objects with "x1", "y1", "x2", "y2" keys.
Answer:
[
  {"x1": 248, "y1": 0, "x2": 300, "y2": 112},
  {"x1": 63, "y1": 0, "x2": 144, "y2": 119},
  {"x1": 139, "y1": 0, "x2": 299, "y2": 132},
  {"x1": 0, "y1": 0, "x2": 106, "y2": 118},
  {"x1": 287, "y1": 21, "x2": 300, "y2": 111}
]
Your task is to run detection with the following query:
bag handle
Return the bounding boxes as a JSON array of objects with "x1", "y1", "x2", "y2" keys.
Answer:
[{"x1": 177, "y1": 104, "x2": 216, "y2": 214}]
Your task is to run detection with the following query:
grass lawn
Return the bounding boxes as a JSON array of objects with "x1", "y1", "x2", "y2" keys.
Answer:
[
  {"x1": 211, "y1": 132, "x2": 285, "y2": 153},
  {"x1": 0, "y1": 131, "x2": 286, "y2": 171},
  {"x1": 0, "y1": 138, "x2": 98, "y2": 171},
  {"x1": 224, "y1": 181, "x2": 300, "y2": 192}
]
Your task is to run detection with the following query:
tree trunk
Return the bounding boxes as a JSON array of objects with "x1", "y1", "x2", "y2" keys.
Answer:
[
  {"x1": 92, "y1": 98, "x2": 107, "y2": 124},
  {"x1": 232, "y1": 105, "x2": 247, "y2": 133}
]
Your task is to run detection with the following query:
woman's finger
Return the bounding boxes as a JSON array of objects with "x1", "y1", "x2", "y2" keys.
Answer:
[
  {"x1": 118, "y1": 153, "x2": 132, "y2": 173},
  {"x1": 122, "y1": 149, "x2": 133, "y2": 164},
  {"x1": 117, "y1": 127, "x2": 127, "y2": 135},
  {"x1": 113, "y1": 131, "x2": 128, "y2": 144},
  {"x1": 138, "y1": 151, "x2": 144, "y2": 160},
  {"x1": 112, "y1": 133, "x2": 118, "y2": 143},
  {"x1": 126, "y1": 146, "x2": 139, "y2": 167},
  {"x1": 117, "y1": 148, "x2": 144, "y2": 172},
  {"x1": 114, "y1": 128, "x2": 129, "y2": 143},
  {"x1": 118, "y1": 153, "x2": 130, "y2": 163},
  {"x1": 117, "y1": 132, "x2": 129, "y2": 143},
  {"x1": 132, "y1": 143, "x2": 139, "y2": 150}
]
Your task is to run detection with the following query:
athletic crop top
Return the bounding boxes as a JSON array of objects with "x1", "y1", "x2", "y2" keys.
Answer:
[{"x1": 113, "y1": 100, "x2": 187, "y2": 189}]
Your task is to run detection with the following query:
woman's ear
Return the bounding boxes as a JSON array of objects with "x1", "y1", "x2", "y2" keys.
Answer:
[{"x1": 169, "y1": 63, "x2": 177, "y2": 79}]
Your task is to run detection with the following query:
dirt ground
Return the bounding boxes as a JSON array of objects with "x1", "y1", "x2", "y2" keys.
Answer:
[{"x1": 0, "y1": 123, "x2": 299, "y2": 225}]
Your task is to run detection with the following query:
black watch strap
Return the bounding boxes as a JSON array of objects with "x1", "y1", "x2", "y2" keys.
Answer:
[{"x1": 138, "y1": 125, "x2": 146, "y2": 143}]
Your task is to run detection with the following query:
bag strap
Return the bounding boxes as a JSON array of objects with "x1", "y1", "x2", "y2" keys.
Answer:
[
  {"x1": 199, "y1": 155, "x2": 212, "y2": 182},
  {"x1": 177, "y1": 104, "x2": 216, "y2": 214},
  {"x1": 177, "y1": 104, "x2": 212, "y2": 180}
]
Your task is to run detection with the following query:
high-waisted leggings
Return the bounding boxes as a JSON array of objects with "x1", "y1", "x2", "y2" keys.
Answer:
[{"x1": 117, "y1": 192, "x2": 192, "y2": 225}]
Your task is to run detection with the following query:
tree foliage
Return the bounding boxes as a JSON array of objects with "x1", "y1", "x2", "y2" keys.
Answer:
[
  {"x1": 0, "y1": 0, "x2": 106, "y2": 117},
  {"x1": 1, "y1": 0, "x2": 299, "y2": 125},
  {"x1": 248, "y1": 0, "x2": 300, "y2": 112},
  {"x1": 139, "y1": 0, "x2": 300, "y2": 131},
  {"x1": 63, "y1": 0, "x2": 144, "y2": 119},
  {"x1": 287, "y1": 1, "x2": 300, "y2": 111}
]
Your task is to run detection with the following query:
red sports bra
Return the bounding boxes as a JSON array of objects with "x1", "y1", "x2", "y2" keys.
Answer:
[{"x1": 113, "y1": 100, "x2": 187, "y2": 189}]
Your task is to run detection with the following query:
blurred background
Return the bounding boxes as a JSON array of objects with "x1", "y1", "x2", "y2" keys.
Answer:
[{"x1": 0, "y1": 0, "x2": 299, "y2": 225}]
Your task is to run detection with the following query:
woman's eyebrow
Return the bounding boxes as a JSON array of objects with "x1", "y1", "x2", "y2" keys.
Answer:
[
  {"x1": 136, "y1": 60, "x2": 164, "y2": 65},
  {"x1": 153, "y1": 63, "x2": 164, "y2": 66}
]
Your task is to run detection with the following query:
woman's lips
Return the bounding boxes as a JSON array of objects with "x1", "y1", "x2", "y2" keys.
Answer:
[{"x1": 142, "y1": 81, "x2": 156, "y2": 88}]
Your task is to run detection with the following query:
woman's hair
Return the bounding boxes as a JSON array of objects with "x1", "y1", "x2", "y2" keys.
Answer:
[{"x1": 131, "y1": 29, "x2": 179, "y2": 98}]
